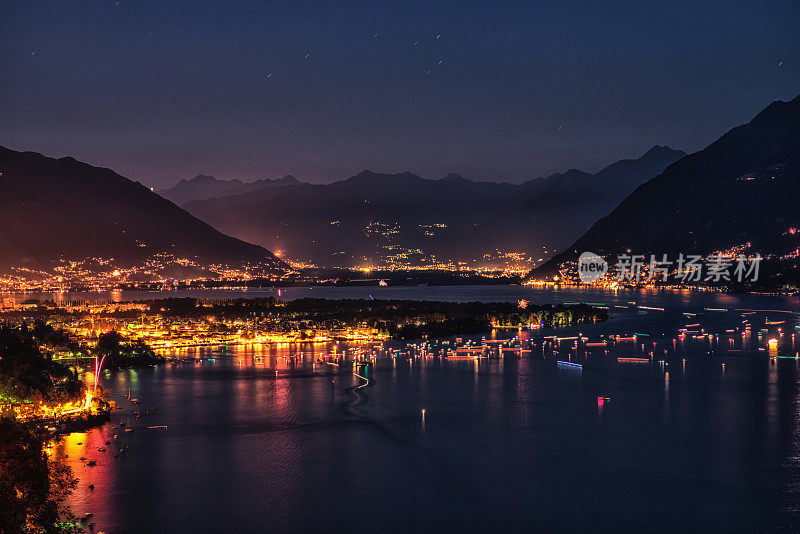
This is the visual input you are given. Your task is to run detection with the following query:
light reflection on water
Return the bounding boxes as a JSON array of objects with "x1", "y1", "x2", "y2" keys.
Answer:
[
  {"x1": 9, "y1": 283, "x2": 800, "y2": 309},
  {"x1": 47, "y1": 288, "x2": 800, "y2": 533}
]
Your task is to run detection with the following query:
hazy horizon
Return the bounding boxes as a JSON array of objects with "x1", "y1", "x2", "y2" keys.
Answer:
[
  {"x1": 2, "y1": 140, "x2": 689, "y2": 188},
  {"x1": 144, "y1": 143, "x2": 686, "y2": 188}
]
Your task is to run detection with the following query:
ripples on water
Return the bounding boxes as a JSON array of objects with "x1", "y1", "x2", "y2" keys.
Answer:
[{"x1": 47, "y1": 287, "x2": 800, "y2": 533}]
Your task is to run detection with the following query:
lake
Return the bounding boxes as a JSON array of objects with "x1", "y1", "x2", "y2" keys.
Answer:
[{"x1": 48, "y1": 286, "x2": 800, "y2": 533}]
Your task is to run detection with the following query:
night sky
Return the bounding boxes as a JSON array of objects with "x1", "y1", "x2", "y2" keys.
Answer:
[{"x1": 1, "y1": 0, "x2": 798, "y2": 188}]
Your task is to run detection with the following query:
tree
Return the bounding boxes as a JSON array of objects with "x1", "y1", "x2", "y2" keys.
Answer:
[{"x1": 0, "y1": 419, "x2": 79, "y2": 534}]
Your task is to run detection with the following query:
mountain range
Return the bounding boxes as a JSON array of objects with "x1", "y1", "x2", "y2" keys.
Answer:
[
  {"x1": 158, "y1": 174, "x2": 302, "y2": 205},
  {"x1": 530, "y1": 94, "x2": 800, "y2": 286},
  {"x1": 177, "y1": 146, "x2": 684, "y2": 268},
  {"x1": 3, "y1": 93, "x2": 797, "y2": 288},
  {"x1": 0, "y1": 146, "x2": 286, "y2": 277}
]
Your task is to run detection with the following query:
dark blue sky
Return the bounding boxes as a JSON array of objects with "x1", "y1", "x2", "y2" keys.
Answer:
[{"x1": 1, "y1": 0, "x2": 798, "y2": 187}]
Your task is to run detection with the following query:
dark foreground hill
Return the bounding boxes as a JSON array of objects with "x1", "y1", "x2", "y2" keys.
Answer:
[
  {"x1": 0, "y1": 146, "x2": 286, "y2": 275},
  {"x1": 529, "y1": 94, "x2": 800, "y2": 288}
]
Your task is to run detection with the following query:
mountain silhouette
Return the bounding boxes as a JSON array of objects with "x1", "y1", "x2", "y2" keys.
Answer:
[
  {"x1": 529, "y1": 94, "x2": 800, "y2": 283},
  {"x1": 0, "y1": 146, "x2": 285, "y2": 273},
  {"x1": 158, "y1": 174, "x2": 302, "y2": 205},
  {"x1": 183, "y1": 147, "x2": 684, "y2": 267}
]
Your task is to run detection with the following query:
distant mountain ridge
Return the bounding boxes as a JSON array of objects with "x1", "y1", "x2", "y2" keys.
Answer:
[
  {"x1": 158, "y1": 174, "x2": 302, "y2": 205},
  {"x1": 529, "y1": 95, "x2": 800, "y2": 285},
  {"x1": 183, "y1": 146, "x2": 685, "y2": 268},
  {"x1": 0, "y1": 146, "x2": 286, "y2": 275}
]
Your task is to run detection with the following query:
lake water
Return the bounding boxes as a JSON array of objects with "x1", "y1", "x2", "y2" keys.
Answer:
[
  {"x1": 11, "y1": 283, "x2": 800, "y2": 307},
  {"x1": 48, "y1": 286, "x2": 800, "y2": 533}
]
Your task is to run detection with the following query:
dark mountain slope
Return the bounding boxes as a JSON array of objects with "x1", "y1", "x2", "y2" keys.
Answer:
[
  {"x1": 0, "y1": 147, "x2": 285, "y2": 272},
  {"x1": 530, "y1": 95, "x2": 800, "y2": 282}
]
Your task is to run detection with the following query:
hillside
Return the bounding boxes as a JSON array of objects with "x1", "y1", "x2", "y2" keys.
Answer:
[
  {"x1": 529, "y1": 95, "x2": 800, "y2": 287},
  {"x1": 0, "y1": 147, "x2": 286, "y2": 276}
]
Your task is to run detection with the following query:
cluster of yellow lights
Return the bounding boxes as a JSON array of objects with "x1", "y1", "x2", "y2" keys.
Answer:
[
  {"x1": 11, "y1": 390, "x2": 95, "y2": 422},
  {"x1": 36, "y1": 307, "x2": 390, "y2": 353},
  {"x1": 0, "y1": 253, "x2": 288, "y2": 292}
]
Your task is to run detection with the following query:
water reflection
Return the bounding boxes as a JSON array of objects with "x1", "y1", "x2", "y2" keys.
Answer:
[
  {"x1": 7, "y1": 284, "x2": 800, "y2": 309},
  {"x1": 47, "y1": 296, "x2": 800, "y2": 533}
]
